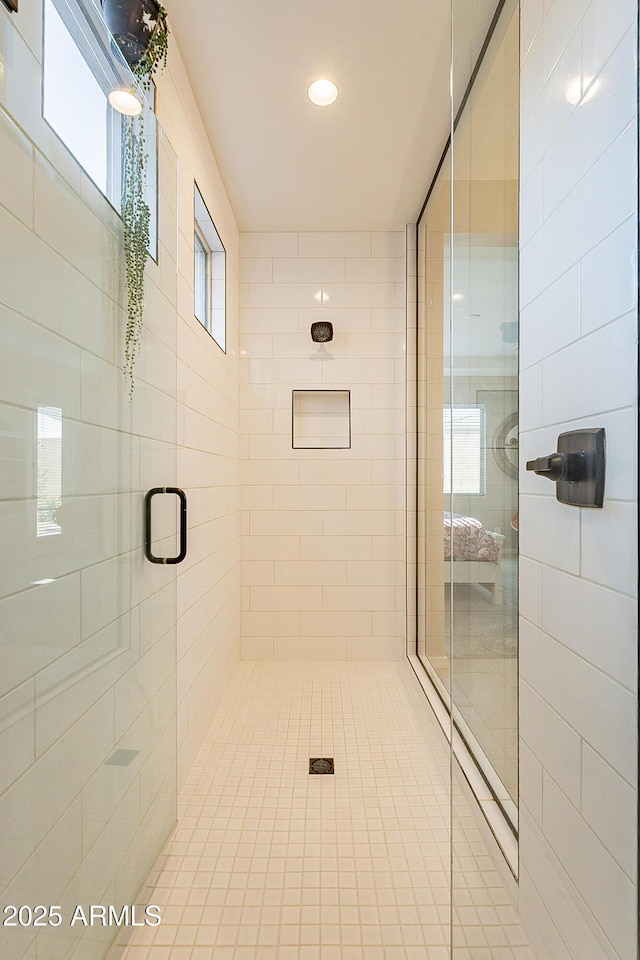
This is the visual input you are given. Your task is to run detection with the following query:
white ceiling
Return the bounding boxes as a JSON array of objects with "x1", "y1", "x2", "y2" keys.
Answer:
[{"x1": 164, "y1": 0, "x2": 453, "y2": 232}]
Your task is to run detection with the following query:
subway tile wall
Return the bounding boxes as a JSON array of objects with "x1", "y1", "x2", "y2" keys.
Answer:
[
  {"x1": 155, "y1": 41, "x2": 241, "y2": 784},
  {"x1": 240, "y1": 232, "x2": 407, "y2": 660},
  {"x1": 518, "y1": 1, "x2": 638, "y2": 958}
]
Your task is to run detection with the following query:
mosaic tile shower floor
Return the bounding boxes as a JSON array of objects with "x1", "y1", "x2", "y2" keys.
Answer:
[{"x1": 112, "y1": 661, "x2": 533, "y2": 959}]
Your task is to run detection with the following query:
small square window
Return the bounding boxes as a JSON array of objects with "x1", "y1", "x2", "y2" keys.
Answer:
[{"x1": 194, "y1": 183, "x2": 226, "y2": 352}]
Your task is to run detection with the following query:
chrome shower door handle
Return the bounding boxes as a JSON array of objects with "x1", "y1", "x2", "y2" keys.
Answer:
[{"x1": 144, "y1": 487, "x2": 188, "y2": 564}]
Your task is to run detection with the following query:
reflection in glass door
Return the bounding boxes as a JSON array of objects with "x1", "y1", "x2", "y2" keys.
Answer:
[{"x1": 416, "y1": 0, "x2": 519, "y2": 835}]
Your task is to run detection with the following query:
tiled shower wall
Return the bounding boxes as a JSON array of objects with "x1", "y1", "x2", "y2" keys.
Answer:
[
  {"x1": 239, "y1": 231, "x2": 406, "y2": 660},
  {"x1": 518, "y1": 1, "x2": 638, "y2": 958},
  {"x1": 156, "y1": 39, "x2": 242, "y2": 785}
]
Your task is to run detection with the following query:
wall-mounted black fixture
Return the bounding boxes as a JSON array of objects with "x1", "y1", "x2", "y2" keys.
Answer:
[
  {"x1": 526, "y1": 428, "x2": 605, "y2": 507},
  {"x1": 311, "y1": 321, "x2": 333, "y2": 343},
  {"x1": 144, "y1": 487, "x2": 188, "y2": 563},
  {"x1": 2, "y1": 0, "x2": 19, "y2": 12}
]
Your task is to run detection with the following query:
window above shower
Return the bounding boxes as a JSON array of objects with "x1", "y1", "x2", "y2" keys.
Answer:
[
  {"x1": 42, "y1": 0, "x2": 158, "y2": 257},
  {"x1": 194, "y1": 182, "x2": 226, "y2": 352}
]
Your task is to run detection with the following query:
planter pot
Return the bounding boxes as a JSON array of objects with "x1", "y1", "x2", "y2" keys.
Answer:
[{"x1": 101, "y1": 0, "x2": 160, "y2": 70}]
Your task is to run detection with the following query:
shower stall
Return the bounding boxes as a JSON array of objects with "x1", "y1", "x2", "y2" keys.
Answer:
[{"x1": 0, "y1": 0, "x2": 638, "y2": 958}]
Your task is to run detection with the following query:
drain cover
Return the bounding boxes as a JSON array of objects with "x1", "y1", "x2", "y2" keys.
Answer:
[{"x1": 309, "y1": 757, "x2": 334, "y2": 774}]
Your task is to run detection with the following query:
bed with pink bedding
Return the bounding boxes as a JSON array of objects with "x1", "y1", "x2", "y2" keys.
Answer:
[{"x1": 444, "y1": 512, "x2": 504, "y2": 603}]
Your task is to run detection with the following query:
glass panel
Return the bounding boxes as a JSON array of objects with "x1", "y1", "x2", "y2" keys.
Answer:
[
  {"x1": 416, "y1": 156, "x2": 452, "y2": 706},
  {"x1": 451, "y1": 0, "x2": 519, "y2": 822},
  {"x1": 0, "y1": 52, "x2": 178, "y2": 960},
  {"x1": 416, "y1": 2, "x2": 522, "y2": 956},
  {"x1": 450, "y1": 0, "x2": 521, "y2": 956}
]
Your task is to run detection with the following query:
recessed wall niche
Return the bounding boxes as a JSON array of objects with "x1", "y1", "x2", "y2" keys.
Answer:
[{"x1": 292, "y1": 390, "x2": 351, "y2": 449}]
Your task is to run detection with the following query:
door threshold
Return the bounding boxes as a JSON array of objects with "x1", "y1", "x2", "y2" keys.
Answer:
[{"x1": 407, "y1": 653, "x2": 519, "y2": 879}]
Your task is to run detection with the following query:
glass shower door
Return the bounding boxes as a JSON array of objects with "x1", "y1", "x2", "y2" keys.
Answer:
[
  {"x1": 450, "y1": 0, "x2": 520, "y2": 827},
  {"x1": 416, "y1": 0, "x2": 519, "y2": 817},
  {"x1": 0, "y1": 73, "x2": 179, "y2": 960},
  {"x1": 449, "y1": 0, "x2": 524, "y2": 956},
  {"x1": 416, "y1": 0, "x2": 523, "y2": 955},
  {"x1": 416, "y1": 156, "x2": 451, "y2": 711}
]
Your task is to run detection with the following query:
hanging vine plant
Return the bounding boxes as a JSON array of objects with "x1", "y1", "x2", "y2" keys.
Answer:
[
  {"x1": 102, "y1": 0, "x2": 169, "y2": 396},
  {"x1": 102, "y1": 0, "x2": 169, "y2": 77},
  {"x1": 133, "y1": 4, "x2": 168, "y2": 89},
  {"x1": 122, "y1": 114, "x2": 150, "y2": 398}
]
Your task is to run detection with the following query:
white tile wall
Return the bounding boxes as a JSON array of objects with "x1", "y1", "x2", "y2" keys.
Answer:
[
  {"x1": 240, "y1": 232, "x2": 406, "y2": 660},
  {"x1": 155, "y1": 37, "x2": 241, "y2": 784},
  {"x1": 519, "y1": 1, "x2": 638, "y2": 958}
]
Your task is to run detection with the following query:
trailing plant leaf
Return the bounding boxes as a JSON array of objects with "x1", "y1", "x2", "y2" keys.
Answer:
[
  {"x1": 134, "y1": 4, "x2": 169, "y2": 90},
  {"x1": 117, "y1": 1, "x2": 169, "y2": 398},
  {"x1": 122, "y1": 113, "x2": 150, "y2": 399}
]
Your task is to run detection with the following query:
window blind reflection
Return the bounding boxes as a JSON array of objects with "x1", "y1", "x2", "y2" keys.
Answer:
[{"x1": 36, "y1": 406, "x2": 62, "y2": 538}]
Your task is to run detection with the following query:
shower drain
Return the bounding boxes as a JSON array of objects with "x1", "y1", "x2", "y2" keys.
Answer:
[{"x1": 309, "y1": 757, "x2": 334, "y2": 774}]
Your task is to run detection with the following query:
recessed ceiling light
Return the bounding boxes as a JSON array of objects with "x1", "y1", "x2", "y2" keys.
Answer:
[
  {"x1": 307, "y1": 78, "x2": 338, "y2": 107},
  {"x1": 108, "y1": 88, "x2": 143, "y2": 116}
]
